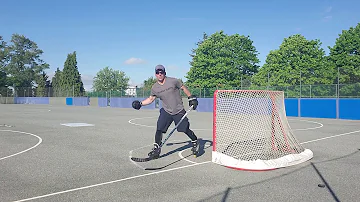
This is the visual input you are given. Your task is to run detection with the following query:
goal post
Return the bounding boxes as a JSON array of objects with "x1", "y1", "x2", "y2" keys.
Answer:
[{"x1": 212, "y1": 89, "x2": 313, "y2": 171}]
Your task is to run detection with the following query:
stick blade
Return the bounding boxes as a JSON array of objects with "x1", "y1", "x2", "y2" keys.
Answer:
[
  {"x1": 131, "y1": 157, "x2": 153, "y2": 162},
  {"x1": 144, "y1": 167, "x2": 165, "y2": 171}
]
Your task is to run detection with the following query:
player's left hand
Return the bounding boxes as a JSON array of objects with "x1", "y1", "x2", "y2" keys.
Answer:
[
  {"x1": 188, "y1": 95, "x2": 198, "y2": 110},
  {"x1": 132, "y1": 100, "x2": 142, "y2": 110}
]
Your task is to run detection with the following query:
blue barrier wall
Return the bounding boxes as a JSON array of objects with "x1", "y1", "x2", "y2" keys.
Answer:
[
  {"x1": 98, "y1": 98, "x2": 108, "y2": 107},
  {"x1": 10, "y1": 97, "x2": 360, "y2": 120},
  {"x1": 189, "y1": 97, "x2": 360, "y2": 120},
  {"x1": 300, "y1": 98, "x2": 337, "y2": 119},
  {"x1": 14, "y1": 97, "x2": 49, "y2": 104},
  {"x1": 197, "y1": 98, "x2": 213, "y2": 112},
  {"x1": 73, "y1": 97, "x2": 89, "y2": 106},
  {"x1": 66, "y1": 97, "x2": 73, "y2": 105},
  {"x1": 339, "y1": 99, "x2": 360, "y2": 120},
  {"x1": 285, "y1": 99, "x2": 298, "y2": 117},
  {"x1": 110, "y1": 97, "x2": 156, "y2": 109}
]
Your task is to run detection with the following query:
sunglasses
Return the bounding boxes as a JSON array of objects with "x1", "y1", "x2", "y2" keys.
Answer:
[{"x1": 155, "y1": 70, "x2": 165, "y2": 75}]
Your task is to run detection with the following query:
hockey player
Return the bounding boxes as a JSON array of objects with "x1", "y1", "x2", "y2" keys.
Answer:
[{"x1": 132, "y1": 64, "x2": 199, "y2": 159}]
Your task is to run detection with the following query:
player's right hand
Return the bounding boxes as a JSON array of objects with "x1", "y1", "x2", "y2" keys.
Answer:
[
  {"x1": 188, "y1": 95, "x2": 198, "y2": 110},
  {"x1": 132, "y1": 100, "x2": 142, "y2": 110}
]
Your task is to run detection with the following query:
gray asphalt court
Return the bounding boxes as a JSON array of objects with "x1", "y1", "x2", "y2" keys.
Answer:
[{"x1": 1, "y1": 104, "x2": 359, "y2": 202}]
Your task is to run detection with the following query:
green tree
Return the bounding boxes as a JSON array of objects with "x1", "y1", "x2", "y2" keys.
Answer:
[
  {"x1": 35, "y1": 71, "x2": 49, "y2": 97},
  {"x1": 186, "y1": 31, "x2": 260, "y2": 91},
  {"x1": 5, "y1": 34, "x2": 49, "y2": 88},
  {"x1": 92, "y1": 66, "x2": 129, "y2": 95},
  {"x1": 0, "y1": 70, "x2": 7, "y2": 96},
  {"x1": 61, "y1": 51, "x2": 85, "y2": 96},
  {"x1": 0, "y1": 36, "x2": 8, "y2": 93},
  {"x1": 3, "y1": 34, "x2": 49, "y2": 97},
  {"x1": 0, "y1": 36, "x2": 8, "y2": 70},
  {"x1": 51, "y1": 68, "x2": 63, "y2": 96},
  {"x1": 252, "y1": 34, "x2": 334, "y2": 97},
  {"x1": 142, "y1": 76, "x2": 157, "y2": 90},
  {"x1": 328, "y1": 23, "x2": 360, "y2": 97}
]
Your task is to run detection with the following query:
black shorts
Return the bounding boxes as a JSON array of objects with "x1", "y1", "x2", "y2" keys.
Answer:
[{"x1": 157, "y1": 108, "x2": 189, "y2": 133}]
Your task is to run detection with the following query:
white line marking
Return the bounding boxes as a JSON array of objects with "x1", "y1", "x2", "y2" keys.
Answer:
[
  {"x1": 178, "y1": 149, "x2": 196, "y2": 164},
  {"x1": 60, "y1": 123, "x2": 94, "y2": 127},
  {"x1": 300, "y1": 130, "x2": 360, "y2": 145},
  {"x1": 13, "y1": 161, "x2": 211, "y2": 202},
  {"x1": 289, "y1": 119, "x2": 324, "y2": 131},
  {"x1": 0, "y1": 130, "x2": 42, "y2": 161},
  {"x1": 128, "y1": 144, "x2": 153, "y2": 170},
  {"x1": 178, "y1": 142, "x2": 212, "y2": 164},
  {"x1": 11, "y1": 120, "x2": 358, "y2": 201}
]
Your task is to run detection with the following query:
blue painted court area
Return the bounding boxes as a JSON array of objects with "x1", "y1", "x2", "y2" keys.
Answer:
[{"x1": 0, "y1": 105, "x2": 359, "y2": 202}]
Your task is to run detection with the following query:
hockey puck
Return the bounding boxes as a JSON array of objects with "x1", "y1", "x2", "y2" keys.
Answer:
[{"x1": 318, "y1": 184, "x2": 326, "y2": 188}]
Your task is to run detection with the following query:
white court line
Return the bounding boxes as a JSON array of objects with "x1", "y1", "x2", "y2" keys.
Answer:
[
  {"x1": 179, "y1": 149, "x2": 195, "y2": 164},
  {"x1": 12, "y1": 161, "x2": 211, "y2": 202},
  {"x1": 128, "y1": 144, "x2": 154, "y2": 170},
  {"x1": 178, "y1": 142, "x2": 212, "y2": 164},
  {"x1": 0, "y1": 130, "x2": 42, "y2": 161},
  {"x1": 289, "y1": 119, "x2": 324, "y2": 131},
  {"x1": 12, "y1": 121, "x2": 359, "y2": 201},
  {"x1": 300, "y1": 129, "x2": 360, "y2": 145}
]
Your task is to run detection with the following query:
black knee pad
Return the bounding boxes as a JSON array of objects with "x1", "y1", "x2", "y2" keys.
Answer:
[{"x1": 176, "y1": 122, "x2": 189, "y2": 133}]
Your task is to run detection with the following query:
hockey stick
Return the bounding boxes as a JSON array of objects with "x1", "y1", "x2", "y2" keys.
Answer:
[
  {"x1": 145, "y1": 152, "x2": 194, "y2": 170},
  {"x1": 131, "y1": 105, "x2": 194, "y2": 163}
]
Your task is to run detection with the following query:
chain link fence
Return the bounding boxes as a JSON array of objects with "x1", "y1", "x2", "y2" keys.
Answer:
[{"x1": 1, "y1": 83, "x2": 360, "y2": 98}]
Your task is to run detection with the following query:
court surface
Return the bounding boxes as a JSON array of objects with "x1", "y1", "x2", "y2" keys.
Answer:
[{"x1": 1, "y1": 104, "x2": 359, "y2": 202}]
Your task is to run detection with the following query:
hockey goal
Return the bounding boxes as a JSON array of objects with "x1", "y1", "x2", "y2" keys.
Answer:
[{"x1": 212, "y1": 90, "x2": 313, "y2": 171}]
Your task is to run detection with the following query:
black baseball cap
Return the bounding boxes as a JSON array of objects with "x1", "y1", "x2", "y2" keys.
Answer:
[{"x1": 155, "y1": 65, "x2": 165, "y2": 72}]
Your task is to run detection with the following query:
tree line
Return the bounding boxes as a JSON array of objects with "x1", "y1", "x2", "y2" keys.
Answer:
[
  {"x1": 186, "y1": 23, "x2": 360, "y2": 97},
  {"x1": 1, "y1": 22, "x2": 359, "y2": 98},
  {"x1": 0, "y1": 34, "x2": 84, "y2": 97}
]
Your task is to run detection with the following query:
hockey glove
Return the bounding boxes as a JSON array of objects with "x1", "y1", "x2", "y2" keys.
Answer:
[
  {"x1": 188, "y1": 95, "x2": 198, "y2": 110},
  {"x1": 132, "y1": 100, "x2": 142, "y2": 110}
]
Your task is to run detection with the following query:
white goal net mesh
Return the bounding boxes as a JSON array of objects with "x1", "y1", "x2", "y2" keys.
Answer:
[{"x1": 212, "y1": 90, "x2": 313, "y2": 170}]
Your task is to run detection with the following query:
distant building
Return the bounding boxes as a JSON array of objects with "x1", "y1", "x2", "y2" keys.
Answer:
[{"x1": 125, "y1": 86, "x2": 137, "y2": 97}]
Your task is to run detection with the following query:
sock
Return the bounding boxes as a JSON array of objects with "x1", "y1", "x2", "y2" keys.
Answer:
[{"x1": 185, "y1": 128, "x2": 197, "y2": 141}]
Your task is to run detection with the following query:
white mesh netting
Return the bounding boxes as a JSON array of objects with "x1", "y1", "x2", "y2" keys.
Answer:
[{"x1": 212, "y1": 90, "x2": 313, "y2": 170}]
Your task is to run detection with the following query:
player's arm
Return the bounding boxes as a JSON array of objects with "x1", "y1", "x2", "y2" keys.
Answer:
[
  {"x1": 141, "y1": 95, "x2": 156, "y2": 106},
  {"x1": 180, "y1": 85, "x2": 192, "y2": 97},
  {"x1": 132, "y1": 95, "x2": 156, "y2": 110}
]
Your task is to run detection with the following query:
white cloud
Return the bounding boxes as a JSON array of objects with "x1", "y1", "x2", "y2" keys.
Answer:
[
  {"x1": 321, "y1": 6, "x2": 333, "y2": 22},
  {"x1": 323, "y1": 15, "x2": 332, "y2": 22},
  {"x1": 325, "y1": 6, "x2": 332, "y2": 13},
  {"x1": 124, "y1": 57, "x2": 147, "y2": 65}
]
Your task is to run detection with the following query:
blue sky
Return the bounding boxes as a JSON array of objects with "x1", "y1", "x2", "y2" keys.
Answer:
[{"x1": 2, "y1": 0, "x2": 359, "y2": 91}]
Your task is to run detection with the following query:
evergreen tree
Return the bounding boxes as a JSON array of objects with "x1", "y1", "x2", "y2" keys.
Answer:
[
  {"x1": 61, "y1": 51, "x2": 85, "y2": 96},
  {"x1": 51, "y1": 67, "x2": 63, "y2": 96},
  {"x1": 35, "y1": 71, "x2": 48, "y2": 97}
]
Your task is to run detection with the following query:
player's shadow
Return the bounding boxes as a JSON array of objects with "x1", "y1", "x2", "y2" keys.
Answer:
[{"x1": 159, "y1": 138, "x2": 212, "y2": 158}]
